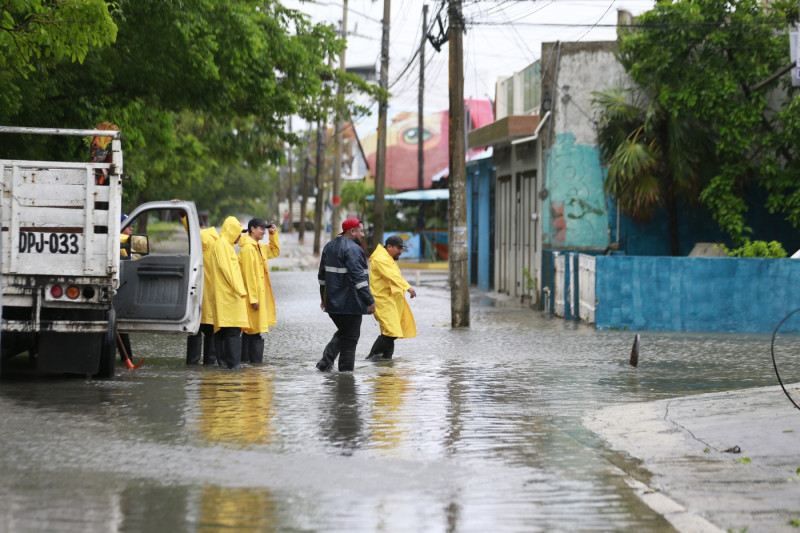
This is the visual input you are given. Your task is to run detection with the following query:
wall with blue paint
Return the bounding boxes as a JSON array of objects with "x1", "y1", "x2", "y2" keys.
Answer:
[
  {"x1": 466, "y1": 157, "x2": 494, "y2": 290},
  {"x1": 594, "y1": 256, "x2": 800, "y2": 332},
  {"x1": 607, "y1": 192, "x2": 800, "y2": 257},
  {"x1": 542, "y1": 133, "x2": 608, "y2": 250}
]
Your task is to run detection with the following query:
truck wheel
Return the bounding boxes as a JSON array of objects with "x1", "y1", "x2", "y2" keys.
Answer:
[{"x1": 95, "y1": 309, "x2": 117, "y2": 378}]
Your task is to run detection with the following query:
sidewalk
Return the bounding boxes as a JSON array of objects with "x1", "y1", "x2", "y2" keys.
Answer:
[{"x1": 584, "y1": 384, "x2": 800, "y2": 532}]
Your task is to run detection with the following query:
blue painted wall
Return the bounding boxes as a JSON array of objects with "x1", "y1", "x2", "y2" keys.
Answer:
[
  {"x1": 543, "y1": 133, "x2": 608, "y2": 249},
  {"x1": 467, "y1": 157, "x2": 494, "y2": 290},
  {"x1": 594, "y1": 256, "x2": 800, "y2": 332},
  {"x1": 607, "y1": 195, "x2": 800, "y2": 257}
]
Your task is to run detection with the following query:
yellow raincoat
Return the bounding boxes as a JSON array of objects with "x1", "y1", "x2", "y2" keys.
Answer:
[
  {"x1": 200, "y1": 226, "x2": 220, "y2": 326},
  {"x1": 209, "y1": 217, "x2": 248, "y2": 332},
  {"x1": 369, "y1": 244, "x2": 416, "y2": 339},
  {"x1": 238, "y1": 230, "x2": 280, "y2": 335}
]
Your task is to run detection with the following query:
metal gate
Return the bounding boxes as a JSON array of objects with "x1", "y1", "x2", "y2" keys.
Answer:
[
  {"x1": 578, "y1": 253, "x2": 596, "y2": 323},
  {"x1": 494, "y1": 170, "x2": 538, "y2": 297}
]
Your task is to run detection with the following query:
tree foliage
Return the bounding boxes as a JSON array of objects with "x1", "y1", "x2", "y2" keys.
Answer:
[
  {"x1": 615, "y1": 0, "x2": 800, "y2": 243},
  {"x1": 0, "y1": 0, "x2": 117, "y2": 75},
  {"x1": 593, "y1": 86, "x2": 715, "y2": 254},
  {"x1": 1, "y1": 0, "x2": 379, "y2": 222}
]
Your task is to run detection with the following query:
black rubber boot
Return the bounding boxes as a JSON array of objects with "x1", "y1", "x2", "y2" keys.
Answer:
[
  {"x1": 186, "y1": 331, "x2": 202, "y2": 365},
  {"x1": 240, "y1": 334, "x2": 251, "y2": 363},
  {"x1": 381, "y1": 336, "x2": 396, "y2": 360},
  {"x1": 365, "y1": 335, "x2": 384, "y2": 360},
  {"x1": 248, "y1": 333, "x2": 265, "y2": 363}
]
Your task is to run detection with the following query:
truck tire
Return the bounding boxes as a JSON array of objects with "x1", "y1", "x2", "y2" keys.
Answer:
[{"x1": 95, "y1": 308, "x2": 117, "y2": 378}]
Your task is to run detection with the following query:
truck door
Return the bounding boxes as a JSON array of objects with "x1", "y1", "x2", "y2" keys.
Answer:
[{"x1": 115, "y1": 200, "x2": 203, "y2": 334}]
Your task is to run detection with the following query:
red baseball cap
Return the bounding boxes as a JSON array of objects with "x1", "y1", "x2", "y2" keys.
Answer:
[{"x1": 340, "y1": 217, "x2": 362, "y2": 235}]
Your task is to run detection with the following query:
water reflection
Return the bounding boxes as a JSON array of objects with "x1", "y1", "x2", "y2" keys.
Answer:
[
  {"x1": 365, "y1": 364, "x2": 411, "y2": 452},
  {"x1": 197, "y1": 486, "x2": 276, "y2": 532},
  {"x1": 194, "y1": 370, "x2": 275, "y2": 447},
  {"x1": 319, "y1": 373, "x2": 364, "y2": 453},
  {"x1": 0, "y1": 272, "x2": 788, "y2": 532}
]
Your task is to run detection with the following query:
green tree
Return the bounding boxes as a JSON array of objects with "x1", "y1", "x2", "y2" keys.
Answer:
[
  {"x1": 0, "y1": 0, "x2": 117, "y2": 76},
  {"x1": 616, "y1": 0, "x2": 798, "y2": 243},
  {"x1": 593, "y1": 86, "x2": 715, "y2": 255},
  {"x1": 1, "y1": 0, "x2": 378, "y2": 217}
]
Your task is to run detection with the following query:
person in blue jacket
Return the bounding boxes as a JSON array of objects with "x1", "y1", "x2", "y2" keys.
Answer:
[{"x1": 316, "y1": 218, "x2": 375, "y2": 372}]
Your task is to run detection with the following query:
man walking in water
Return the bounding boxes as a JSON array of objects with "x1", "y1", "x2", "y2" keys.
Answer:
[
  {"x1": 365, "y1": 234, "x2": 417, "y2": 361},
  {"x1": 316, "y1": 218, "x2": 375, "y2": 372}
]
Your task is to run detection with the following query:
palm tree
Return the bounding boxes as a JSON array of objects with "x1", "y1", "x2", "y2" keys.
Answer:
[{"x1": 592, "y1": 87, "x2": 715, "y2": 255}]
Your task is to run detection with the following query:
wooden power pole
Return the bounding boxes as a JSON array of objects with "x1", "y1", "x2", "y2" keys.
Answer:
[
  {"x1": 448, "y1": 0, "x2": 469, "y2": 328},
  {"x1": 417, "y1": 4, "x2": 428, "y2": 233},
  {"x1": 298, "y1": 127, "x2": 312, "y2": 244},
  {"x1": 287, "y1": 116, "x2": 294, "y2": 234},
  {"x1": 331, "y1": 3, "x2": 348, "y2": 240},
  {"x1": 313, "y1": 119, "x2": 325, "y2": 255},
  {"x1": 372, "y1": 0, "x2": 391, "y2": 251}
]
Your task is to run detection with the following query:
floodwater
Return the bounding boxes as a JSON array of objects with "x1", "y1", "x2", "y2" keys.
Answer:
[{"x1": 0, "y1": 272, "x2": 791, "y2": 532}]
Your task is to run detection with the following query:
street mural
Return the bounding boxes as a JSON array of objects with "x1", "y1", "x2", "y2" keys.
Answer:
[{"x1": 360, "y1": 99, "x2": 494, "y2": 191}]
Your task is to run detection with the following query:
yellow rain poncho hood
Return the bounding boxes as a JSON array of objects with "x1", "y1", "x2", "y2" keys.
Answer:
[
  {"x1": 209, "y1": 217, "x2": 248, "y2": 332},
  {"x1": 369, "y1": 244, "x2": 416, "y2": 339}
]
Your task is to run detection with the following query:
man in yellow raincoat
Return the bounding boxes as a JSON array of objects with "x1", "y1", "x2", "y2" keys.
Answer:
[
  {"x1": 210, "y1": 216, "x2": 249, "y2": 369},
  {"x1": 366, "y1": 235, "x2": 417, "y2": 361},
  {"x1": 238, "y1": 217, "x2": 280, "y2": 364},
  {"x1": 186, "y1": 221, "x2": 220, "y2": 365}
]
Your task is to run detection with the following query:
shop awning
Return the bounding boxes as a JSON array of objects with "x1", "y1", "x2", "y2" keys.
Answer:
[{"x1": 367, "y1": 189, "x2": 449, "y2": 201}]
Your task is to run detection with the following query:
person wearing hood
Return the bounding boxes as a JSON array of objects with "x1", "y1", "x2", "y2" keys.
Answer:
[
  {"x1": 186, "y1": 221, "x2": 220, "y2": 365},
  {"x1": 316, "y1": 217, "x2": 375, "y2": 372},
  {"x1": 238, "y1": 217, "x2": 280, "y2": 363},
  {"x1": 365, "y1": 235, "x2": 417, "y2": 361},
  {"x1": 209, "y1": 216, "x2": 249, "y2": 369}
]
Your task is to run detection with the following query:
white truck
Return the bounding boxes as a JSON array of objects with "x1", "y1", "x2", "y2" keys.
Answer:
[{"x1": 0, "y1": 126, "x2": 203, "y2": 377}]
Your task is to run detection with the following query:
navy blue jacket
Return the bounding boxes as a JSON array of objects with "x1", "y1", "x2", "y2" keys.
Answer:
[{"x1": 318, "y1": 236, "x2": 374, "y2": 314}]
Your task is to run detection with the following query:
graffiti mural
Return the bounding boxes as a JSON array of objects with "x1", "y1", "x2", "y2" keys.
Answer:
[
  {"x1": 360, "y1": 99, "x2": 494, "y2": 191},
  {"x1": 543, "y1": 132, "x2": 608, "y2": 248}
]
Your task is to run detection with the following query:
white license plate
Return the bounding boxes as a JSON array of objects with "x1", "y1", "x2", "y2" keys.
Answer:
[{"x1": 18, "y1": 232, "x2": 81, "y2": 254}]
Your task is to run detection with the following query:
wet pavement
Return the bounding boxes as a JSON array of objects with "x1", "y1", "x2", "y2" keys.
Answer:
[
  {"x1": 586, "y1": 384, "x2": 800, "y2": 533},
  {"x1": 0, "y1": 231, "x2": 797, "y2": 532}
]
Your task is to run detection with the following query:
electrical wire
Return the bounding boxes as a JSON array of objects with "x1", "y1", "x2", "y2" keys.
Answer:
[{"x1": 770, "y1": 308, "x2": 800, "y2": 411}]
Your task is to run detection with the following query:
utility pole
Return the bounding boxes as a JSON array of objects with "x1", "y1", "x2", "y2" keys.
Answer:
[
  {"x1": 331, "y1": 2, "x2": 348, "y2": 240},
  {"x1": 313, "y1": 119, "x2": 326, "y2": 255},
  {"x1": 417, "y1": 4, "x2": 428, "y2": 234},
  {"x1": 299, "y1": 126, "x2": 312, "y2": 244},
  {"x1": 287, "y1": 116, "x2": 294, "y2": 234},
  {"x1": 448, "y1": 0, "x2": 469, "y2": 328},
  {"x1": 372, "y1": 0, "x2": 391, "y2": 251}
]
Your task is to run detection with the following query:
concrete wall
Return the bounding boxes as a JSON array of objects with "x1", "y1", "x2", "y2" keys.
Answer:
[
  {"x1": 540, "y1": 41, "x2": 629, "y2": 251},
  {"x1": 594, "y1": 256, "x2": 800, "y2": 332}
]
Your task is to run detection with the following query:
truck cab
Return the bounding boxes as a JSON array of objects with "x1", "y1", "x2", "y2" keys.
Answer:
[{"x1": 0, "y1": 126, "x2": 202, "y2": 377}]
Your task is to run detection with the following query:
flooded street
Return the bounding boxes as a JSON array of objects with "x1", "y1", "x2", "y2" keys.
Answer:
[{"x1": 0, "y1": 271, "x2": 786, "y2": 532}]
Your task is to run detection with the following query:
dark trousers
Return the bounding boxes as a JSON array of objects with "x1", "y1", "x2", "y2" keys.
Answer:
[
  {"x1": 186, "y1": 323, "x2": 216, "y2": 365},
  {"x1": 214, "y1": 327, "x2": 242, "y2": 369},
  {"x1": 241, "y1": 333, "x2": 265, "y2": 363},
  {"x1": 368, "y1": 334, "x2": 396, "y2": 359},
  {"x1": 320, "y1": 313, "x2": 362, "y2": 372}
]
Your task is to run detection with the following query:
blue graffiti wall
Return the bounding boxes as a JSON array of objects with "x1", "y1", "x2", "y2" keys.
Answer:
[{"x1": 542, "y1": 132, "x2": 608, "y2": 249}]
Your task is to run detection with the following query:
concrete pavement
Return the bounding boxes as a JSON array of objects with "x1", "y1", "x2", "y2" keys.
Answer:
[{"x1": 584, "y1": 384, "x2": 800, "y2": 532}]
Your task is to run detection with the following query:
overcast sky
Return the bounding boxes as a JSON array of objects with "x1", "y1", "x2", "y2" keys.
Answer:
[{"x1": 285, "y1": 0, "x2": 655, "y2": 134}]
